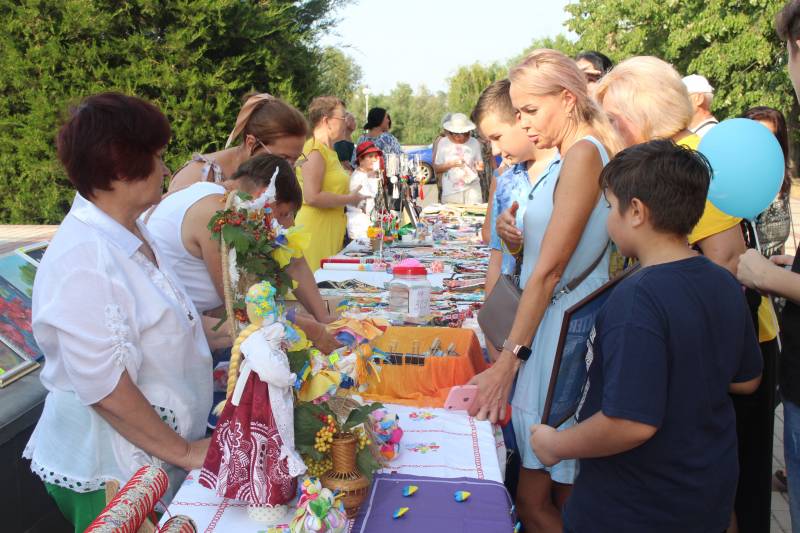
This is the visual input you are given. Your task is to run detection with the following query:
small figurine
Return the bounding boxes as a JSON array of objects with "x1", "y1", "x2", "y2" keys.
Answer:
[
  {"x1": 290, "y1": 478, "x2": 347, "y2": 533},
  {"x1": 200, "y1": 282, "x2": 306, "y2": 524}
]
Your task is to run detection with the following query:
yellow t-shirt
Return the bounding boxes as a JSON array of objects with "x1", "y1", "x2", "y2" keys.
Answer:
[{"x1": 679, "y1": 134, "x2": 778, "y2": 343}]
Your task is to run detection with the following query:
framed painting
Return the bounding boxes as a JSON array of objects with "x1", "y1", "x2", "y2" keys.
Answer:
[
  {"x1": 0, "y1": 333, "x2": 39, "y2": 387},
  {"x1": 16, "y1": 241, "x2": 49, "y2": 266},
  {"x1": 0, "y1": 253, "x2": 43, "y2": 361},
  {"x1": 542, "y1": 265, "x2": 641, "y2": 428}
]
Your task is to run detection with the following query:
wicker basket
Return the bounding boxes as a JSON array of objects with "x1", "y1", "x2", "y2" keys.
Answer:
[
  {"x1": 321, "y1": 432, "x2": 370, "y2": 518},
  {"x1": 325, "y1": 396, "x2": 388, "y2": 468}
]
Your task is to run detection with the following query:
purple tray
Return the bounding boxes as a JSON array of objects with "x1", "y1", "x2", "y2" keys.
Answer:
[{"x1": 351, "y1": 473, "x2": 515, "y2": 533}]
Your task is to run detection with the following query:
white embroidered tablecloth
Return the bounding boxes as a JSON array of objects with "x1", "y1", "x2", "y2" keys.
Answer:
[{"x1": 160, "y1": 405, "x2": 505, "y2": 532}]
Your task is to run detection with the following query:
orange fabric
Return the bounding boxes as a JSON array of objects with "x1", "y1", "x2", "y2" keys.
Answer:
[{"x1": 361, "y1": 327, "x2": 488, "y2": 408}]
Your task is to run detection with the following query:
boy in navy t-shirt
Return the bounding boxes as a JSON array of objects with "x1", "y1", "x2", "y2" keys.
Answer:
[{"x1": 529, "y1": 139, "x2": 763, "y2": 533}]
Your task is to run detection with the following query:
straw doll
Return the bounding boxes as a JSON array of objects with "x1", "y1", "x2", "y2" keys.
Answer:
[{"x1": 200, "y1": 282, "x2": 306, "y2": 523}]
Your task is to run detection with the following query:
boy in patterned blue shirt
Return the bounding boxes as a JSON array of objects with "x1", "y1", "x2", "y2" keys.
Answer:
[{"x1": 471, "y1": 79, "x2": 556, "y2": 302}]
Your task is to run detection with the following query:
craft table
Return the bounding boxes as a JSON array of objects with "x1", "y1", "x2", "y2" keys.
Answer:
[
  {"x1": 161, "y1": 405, "x2": 507, "y2": 532},
  {"x1": 315, "y1": 239, "x2": 450, "y2": 288}
]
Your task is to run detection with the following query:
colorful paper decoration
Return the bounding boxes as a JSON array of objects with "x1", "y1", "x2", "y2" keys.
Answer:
[
  {"x1": 454, "y1": 490, "x2": 471, "y2": 502},
  {"x1": 392, "y1": 507, "x2": 410, "y2": 519},
  {"x1": 402, "y1": 485, "x2": 418, "y2": 497}
]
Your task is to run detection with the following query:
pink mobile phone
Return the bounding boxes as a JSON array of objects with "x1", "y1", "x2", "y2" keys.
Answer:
[{"x1": 444, "y1": 385, "x2": 479, "y2": 411}]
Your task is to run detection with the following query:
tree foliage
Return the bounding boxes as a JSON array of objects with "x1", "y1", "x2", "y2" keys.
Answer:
[
  {"x1": 0, "y1": 0, "x2": 344, "y2": 224},
  {"x1": 347, "y1": 83, "x2": 448, "y2": 145},
  {"x1": 565, "y1": 0, "x2": 797, "y2": 144},
  {"x1": 446, "y1": 62, "x2": 507, "y2": 115},
  {"x1": 316, "y1": 46, "x2": 362, "y2": 103},
  {"x1": 511, "y1": 34, "x2": 579, "y2": 67}
]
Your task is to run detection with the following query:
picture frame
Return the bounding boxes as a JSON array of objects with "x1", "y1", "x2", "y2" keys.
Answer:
[
  {"x1": 15, "y1": 241, "x2": 49, "y2": 266},
  {"x1": 0, "y1": 333, "x2": 39, "y2": 388},
  {"x1": 542, "y1": 265, "x2": 641, "y2": 428},
  {"x1": 0, "y1": 252, "x2": 44, "y2": 361}
]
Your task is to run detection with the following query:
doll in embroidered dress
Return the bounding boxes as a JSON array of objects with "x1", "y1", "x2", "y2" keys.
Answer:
[{"x1": 200, "y1": 282, "x2": 306, "y2": 523}]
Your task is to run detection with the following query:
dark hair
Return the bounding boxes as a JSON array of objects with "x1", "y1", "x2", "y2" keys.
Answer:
[
  {"x1": 575, "y1": 51, "x2": 614, "y2": 74},
  {"x1": 56, "y1": 92, "x2": 170, "y2": 198},
  {"x1": 777, "y1": 0, "x2": 800, "y2": 48},
  {"x1": 471, "y1": 79, "x2": 515, "y2": 127},
  {"x1": 364, "y1": 107, "x2": 387, "y2": 130},
  {"x1": 229, "y1": 154, "x2": 302, "y2": 208},
  {"x1": 600, "y1": 139, "x2": 711, "y2": 236},
  {"x1": 308, "y1": 96, "x2": 345, "y2": 128},
  {"x1": 239, "y1": 92, "x2": 308, "y2": 145},
  {"x1": 741, "y1": 106, "x2": 792, "y2": 197}
]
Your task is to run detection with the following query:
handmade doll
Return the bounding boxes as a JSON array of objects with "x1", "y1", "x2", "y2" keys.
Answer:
[
  {"x1": 200, "y1": 282, "x2": 306, "y2": 523},
  {"x1": 289, "y1": 477, "x2": 347, "y2": 533}
]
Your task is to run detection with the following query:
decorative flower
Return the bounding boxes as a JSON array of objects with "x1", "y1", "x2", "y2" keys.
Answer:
[{"x1": 272, "y1": 226, "x2": 311, "y2": 268}]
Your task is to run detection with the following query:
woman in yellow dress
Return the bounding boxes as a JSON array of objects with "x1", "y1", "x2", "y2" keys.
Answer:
[{"x1": 296, "y1": 96, "x2": 368, "y2": 271}]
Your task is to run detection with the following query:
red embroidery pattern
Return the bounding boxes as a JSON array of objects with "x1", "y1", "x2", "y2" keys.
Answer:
[
  {"x1": 468, "y1": 416, "x2": 484, "y2": 479},
  {"x1": 389, "y1": 464, "x2": 478, "y2": 473},
  {"x1": 199, "y1": 373, "x2": 295, "y2": 506},
  {"x1": 85, "y1": 465, "x2": 168, "y2": 533},
  {"x1": 205, "y1": 499, "x2": 229, "y2": 533}
]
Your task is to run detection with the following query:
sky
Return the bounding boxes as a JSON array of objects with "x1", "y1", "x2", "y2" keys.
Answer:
[{"x1": 320, "y1": 0, "x2": 573, "y2": 95}]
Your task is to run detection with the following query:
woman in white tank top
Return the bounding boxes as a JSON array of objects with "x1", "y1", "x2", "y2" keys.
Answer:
[{"x1": 148, "y1": 155, "x2": 341, "y2": 355}]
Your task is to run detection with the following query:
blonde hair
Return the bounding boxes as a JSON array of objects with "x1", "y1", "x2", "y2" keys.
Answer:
[
  {"x1": 595, "y1": 56, "x2": 693, "y2": 141},
  {"x1": 307, "y1": 95, "x2": 345, "y2": 128},
  {"x1": 509, "y1": 49, "x2": 623, "y2": 156}
]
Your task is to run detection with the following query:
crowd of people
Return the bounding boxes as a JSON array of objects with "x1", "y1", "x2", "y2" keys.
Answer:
[{"x1": 17, "y1": 1, "x2": 800, "y2": 532}]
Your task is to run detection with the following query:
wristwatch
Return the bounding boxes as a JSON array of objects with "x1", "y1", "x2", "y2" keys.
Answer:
[{"x1": 502, "y1": 339, "x2": 532, "y2": 361}]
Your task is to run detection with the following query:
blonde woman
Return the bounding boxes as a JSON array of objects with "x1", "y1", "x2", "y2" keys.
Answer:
[
  {"x1": 596, "y1": 56, "x2": 779, "y2": 533},
  {"x1": 594, "y1": 56, "x2": 694, "y2": 147},
  {"x1": 296, "y1": 97, "x2": 368, "y2": 271},
  {"x1": 469, "y1": 49, "x2": 621, "y2": 532}
]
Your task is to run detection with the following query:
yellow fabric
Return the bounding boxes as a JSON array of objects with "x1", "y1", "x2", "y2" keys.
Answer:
[
  {"x1": 680, "y1": 134, "x2": 778, "y2": 342},
  {"x1": 299, "y1": 370, "x2": 341, "y2": 402},
  {"x1": 272, "y1": 226, "x2": 311, "y2": 268},
  {"x1": 677, "y1": 133, "x2": 701, "y2": 150},
  {"x1": 295, "y1": 138, "x2": 350, "y2": 271}
]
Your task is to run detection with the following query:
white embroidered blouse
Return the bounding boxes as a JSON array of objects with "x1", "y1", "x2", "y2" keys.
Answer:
[{"x1": 23, "y1": 193, "x2": 213, "y2": 498}]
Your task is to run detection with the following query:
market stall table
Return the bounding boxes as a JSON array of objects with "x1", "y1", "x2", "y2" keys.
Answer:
[{"x1": 160, "y1": 405, "x2": 508, "y2": 532}]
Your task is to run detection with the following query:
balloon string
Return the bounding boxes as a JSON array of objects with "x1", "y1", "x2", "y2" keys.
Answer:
[{"x1": 750, "y1": 218, "x2": 763, "y2": 254}]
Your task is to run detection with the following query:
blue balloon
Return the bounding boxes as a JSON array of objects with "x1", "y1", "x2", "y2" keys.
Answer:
[{"x1": 698, "y1": 118, "x2": 784, "y2": 220}]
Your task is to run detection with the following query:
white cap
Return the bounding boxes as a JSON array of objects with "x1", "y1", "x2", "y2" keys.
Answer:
[{"x1": 682, "y1": 74, "x2": 714, "y2": 94}]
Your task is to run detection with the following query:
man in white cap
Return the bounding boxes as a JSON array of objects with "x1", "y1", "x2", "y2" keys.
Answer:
[
  {"x1": 683, "y1": 74, "x2": 719, "y2": 138},
  {"x1": 433, "y1": 112, "x2": 484, "y2": 204}
]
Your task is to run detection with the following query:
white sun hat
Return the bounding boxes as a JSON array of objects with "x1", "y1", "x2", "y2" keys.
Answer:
[
  {"x1": 443, "y1": 113, "x2": 476, "y2": 133},
  {"x1": 682, "y1": 74, "x2": 714, "y2": 94}
]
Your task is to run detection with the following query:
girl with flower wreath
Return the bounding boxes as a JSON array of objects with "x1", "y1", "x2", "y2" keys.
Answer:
[{"x1": 148, "y1": 155, "x2": 341, "y2": 355}]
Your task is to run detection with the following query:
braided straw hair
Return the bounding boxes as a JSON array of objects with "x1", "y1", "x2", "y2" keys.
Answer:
[{"x1": 215, "y1": 192, "x2": 262, "y2": 414}]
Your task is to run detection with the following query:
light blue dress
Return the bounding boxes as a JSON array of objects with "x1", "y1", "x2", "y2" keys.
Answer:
[{"x1": 511, "y1": 136, "x2": 611, "y2": 482}]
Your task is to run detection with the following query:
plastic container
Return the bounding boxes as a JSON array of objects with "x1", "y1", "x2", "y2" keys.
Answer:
[{"x1": 388, "y1": 261, "x2": 431, "y2": 319}]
